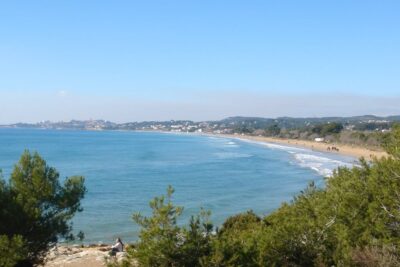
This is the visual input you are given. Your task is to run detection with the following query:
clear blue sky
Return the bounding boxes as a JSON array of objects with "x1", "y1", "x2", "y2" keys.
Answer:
[{"x1": 0, "y1": 1, "x2": 399, "y2": 123}]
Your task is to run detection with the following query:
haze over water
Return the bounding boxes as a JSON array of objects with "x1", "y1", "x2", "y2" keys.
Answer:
[{"x1": 0, "y1": 129, "x2": 355, "y2": 242}]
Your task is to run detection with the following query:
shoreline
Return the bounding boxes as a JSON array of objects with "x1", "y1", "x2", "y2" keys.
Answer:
[
  {"x1": 129, "y1": 130, "x2": 388, "y2": 160},
  {"x1": 215, "y1": 134, "x2": 387, "y2": 160},
  {"x1": 42, "y1": 131, "x2": 387, "y2": 266},
  {"x1": 2, "y1": 128, "x2": 387, "y2": 160}
]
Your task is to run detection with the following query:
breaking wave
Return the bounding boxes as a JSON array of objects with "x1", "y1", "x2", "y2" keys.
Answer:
[{"x1": 235, "y1": 138, "x2": 357, "y2": 176}]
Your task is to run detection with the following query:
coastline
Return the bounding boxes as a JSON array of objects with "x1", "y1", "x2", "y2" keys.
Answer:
[
  {"x1": 135, "y1": 130, "x2": 387, "y2": 160},
  {"x1": 2, "y1": 128, "x2": 387, "y2": 160},
  {"x1": 41, "y1": 131, "x2": 387, "y2": 266},
  {"x1": 216, "y1": 134, "x2": 387, "y2": 160}
]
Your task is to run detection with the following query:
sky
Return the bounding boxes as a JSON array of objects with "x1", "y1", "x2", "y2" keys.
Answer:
[{"x1": 0, "y1": 0, "x2": 399, "y2": 123}]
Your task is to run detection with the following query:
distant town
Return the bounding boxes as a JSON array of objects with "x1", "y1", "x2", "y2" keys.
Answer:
[
  {"x1": 0, "y1": 116, "x2": 398, "y2": 148},
  {"x1": 2, "y1": 115, "x2": 398, "y2": 134}
]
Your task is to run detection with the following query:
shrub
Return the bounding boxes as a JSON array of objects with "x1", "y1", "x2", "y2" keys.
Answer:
[
  {"x1": 115, "y1": 186, "x2": 213, "y2": 267},
  {"x1": 0, "y1": 235, "x2": 28, "y2": 267},
  {"x1": 351, "y1": 246, "x2": 400, "y2": 267},
  {"x1": 206, "y1": 211, "x2": 263, "y2": 267},
  {"x1": 0, "y1": 151, "x2": 86, "y2": 265}
]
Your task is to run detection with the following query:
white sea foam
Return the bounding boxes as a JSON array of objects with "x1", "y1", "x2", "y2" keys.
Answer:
[
  {"x1": 259, "y1": 142, "x2": 308, "y2": 152},
  {"x1": 233, "y1": 137, "x2": 356, "y2": 176},
  {"x1": 224, "y1": 141, "x2": 239, "y2": 147},
  {"x1": 237, "y1": 138, "x2": 307, "y2": 153},
  {"x1": 293, "y1": 153, "x2": 354, "y2": 176}
]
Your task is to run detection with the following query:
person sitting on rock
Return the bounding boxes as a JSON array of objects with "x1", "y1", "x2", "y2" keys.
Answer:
[{"x1": 110, "y1": 237, "x2": 124, "y2": 256}]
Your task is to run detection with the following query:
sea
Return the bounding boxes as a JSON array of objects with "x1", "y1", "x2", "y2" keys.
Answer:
[{"x1": 0, "y1": 128, "x2": 357, "y2": 243}]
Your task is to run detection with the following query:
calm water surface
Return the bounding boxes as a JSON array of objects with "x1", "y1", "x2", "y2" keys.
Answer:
[{"x1": 0, "y1": 129, "x2": 356, "y2": 242}]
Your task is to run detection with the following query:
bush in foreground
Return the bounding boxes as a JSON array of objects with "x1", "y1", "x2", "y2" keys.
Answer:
[
  {"x1": 110, "y1": 186, "x2": 213, "y2": 267},
  {"x1": 0, "y1": 151, "x2": 86, "y2": 266},
  {"x1": 206, "y1": 211, "x2": 263, "y2": 267}
]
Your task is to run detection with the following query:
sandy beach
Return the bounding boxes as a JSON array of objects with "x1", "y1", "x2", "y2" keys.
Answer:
[{"x1": 216, "y1": 134, "x2": 387, "y2": 160}]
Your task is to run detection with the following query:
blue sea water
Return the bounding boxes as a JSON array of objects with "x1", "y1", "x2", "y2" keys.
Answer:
[{"x1": 0, "y1": 129, "x2": 356, "y2": 243}]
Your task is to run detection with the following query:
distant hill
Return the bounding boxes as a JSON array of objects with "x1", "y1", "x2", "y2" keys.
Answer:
[{"x1": 1, "y1": 115, "x2": 399, "y2": 133}]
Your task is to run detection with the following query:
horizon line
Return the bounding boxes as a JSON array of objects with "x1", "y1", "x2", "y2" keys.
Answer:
[{"x1": 2, "y1": 114, "x2": 400, "y2": 126}]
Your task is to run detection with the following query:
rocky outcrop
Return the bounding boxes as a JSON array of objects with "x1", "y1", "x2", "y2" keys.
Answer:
[{"x1": 45, "y1": 245, "x2": 127, "y2": 267}]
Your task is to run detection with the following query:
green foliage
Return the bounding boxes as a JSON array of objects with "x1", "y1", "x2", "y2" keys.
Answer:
[
  {"x1": 117, "y1": 186, "x2": 213, "y2": 267},
  {"x1": 132, "y1": 185, "x2": 184, "y2": 266},
  {"x1": 353, "y1": 122, "x2": 392, "y2": 131},
  {"x1": 351, "y1": 245, "x2": 400, "y2": 267},
  {"x1": 0, "y1": 235, "x2": 28, "y2": 267},
  {"x1": 206, "y1": 211, "x2": 263, "y2": 267},
  {"x1": 381, "y1": 123, "x2": 400, "y2": 159},
  {"x1": 265, "y1": 124, "x2": 281, "y2": 136},
  {"x1": 312, "y1": 122, "x2": 344, "y2": 136},
  {"x1": 77, "y1": 231, "x2": 85, "y2": 242},
  {"x1": 0, "y1": 150, "x2": 86, "y2": 265},
  {"x1": 259, "y1": 183, "x2": 327, "y2": 266},
  {"x1": 233, "y1": 125, "x2": 254, "y2": 134},
  {"x1": 179, "y1": 211, "x2": 213, "y2": 267}
]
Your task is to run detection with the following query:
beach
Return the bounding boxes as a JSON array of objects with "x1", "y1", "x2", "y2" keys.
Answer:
[{"x1": 220, "y1": 134, "x2": 387, "y2": 160}]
